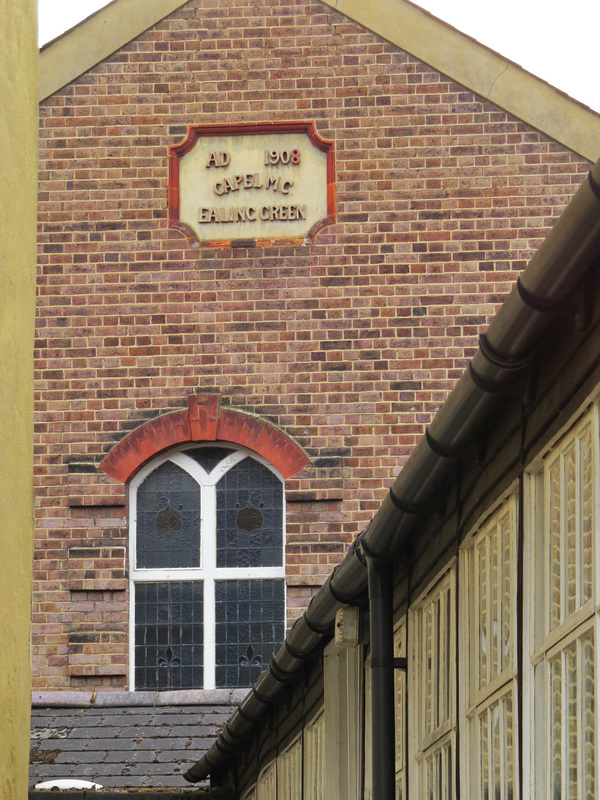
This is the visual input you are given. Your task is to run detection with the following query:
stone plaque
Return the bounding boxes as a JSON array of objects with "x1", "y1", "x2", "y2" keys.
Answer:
[{"x1": 168, "y1": 122, "x2": 335, "y2": 248}]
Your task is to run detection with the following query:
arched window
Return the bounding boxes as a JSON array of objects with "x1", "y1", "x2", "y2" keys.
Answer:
[{"x1": 129, "y1": 444, "x2": 285, "y2": 691}]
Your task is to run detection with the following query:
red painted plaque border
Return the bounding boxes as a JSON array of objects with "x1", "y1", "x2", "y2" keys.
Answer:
[{"x1": 168, "y1": 121, "x2": 336, "y2": 248}]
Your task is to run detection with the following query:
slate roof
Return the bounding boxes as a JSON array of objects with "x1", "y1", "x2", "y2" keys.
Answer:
[{"x1": 29, "y1": 690, "x2": 247, "y2": 791}]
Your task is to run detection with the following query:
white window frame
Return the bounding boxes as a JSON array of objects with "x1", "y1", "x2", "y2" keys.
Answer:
[
  {"x1": 459, "y1": 495, "x2": 519, "y2": 800},
  {"x1": 524, "y1": 403, "x2": 600, "y2": 800},
  {"x1": 129, "y1": 444, "x2": 286, "y2": 690},
  {"x1": 408, "y1": 563, "x2": 456, "y2": 800}
]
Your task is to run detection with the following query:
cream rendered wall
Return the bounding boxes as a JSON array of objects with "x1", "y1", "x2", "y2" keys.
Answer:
[{"x1": 0, "y1": 0, "x2": 38, "y2": 796}]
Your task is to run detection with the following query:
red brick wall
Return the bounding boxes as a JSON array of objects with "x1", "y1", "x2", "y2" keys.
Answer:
[{"x1": 34, "y1": 0, "x2": 590, "y2": 689}]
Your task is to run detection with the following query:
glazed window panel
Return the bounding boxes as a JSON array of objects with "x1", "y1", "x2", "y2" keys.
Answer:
[
  {"x1": 545, "y1": 415, "x2": 593, "y2": 635},
  {"x1": 410, "y1": 567, "x2": 456, "y2": 800},
  {"x1": 463, "y1": 497, "x2": 518, "y2": 800},
  {"x1": 544, "y1": 627, "x2": 595, "y2": 800},
  {"x1": 471, "y1": 500, "x2": 516, "y2": 698},
  {"x1": 214, "y1": 578, "x2": 285, "y2": 688},
  {"x1": 420, "y1": 737, "x2": 453, "y2": 800},
  {"x1": 476, "y1": 688, "x2": 515, "y2": 800},
  {"x1": 135, "y1": 460, "x2": 200, "y2": 569},
  {"x1": 277, "y1": 737, "x2": 302, "y2": 800},
  {"x1": 131, "y1": 446, "x2": 285, "y2": 691},
  {"x1": 256, "y1": 763, "x2": 276, "y2": 800},
  {"x1": 304, "y1": 712, "x2": 325, "y2": 800},
  {"x1": 134, "y1": 581, "x2": 203, "y2": 691},
  {"x1": 528, "y1": 405, "x2": 599, "y2": 800},
  {"x1": 216, "y1": 458, "x2": 283, "y2": 568},
  {"x1": 187, "y1": 445, "x2": 235, "y2": 473},
  {"x1": 420, "y1": 575, "x2": 454, "y2": 741}
]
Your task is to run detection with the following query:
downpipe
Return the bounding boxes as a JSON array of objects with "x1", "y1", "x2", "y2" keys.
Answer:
[{"x1": 367, "y1": 555, "x2": 395, "y2": 800}]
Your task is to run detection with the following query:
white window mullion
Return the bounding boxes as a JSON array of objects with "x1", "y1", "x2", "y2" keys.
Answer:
[
  {"x1": 577, "y1": 636, "x2": 584, "y2": 800},
  {"x1": 485, "y1": 536, "x2": 491, "y2": 688},
  {"x1": 560, "y1": 454, "x2": 566, "y2": 627},
  {"x1": 204, "y1": 576, "x2": 216, "y2": 690},
  {"x1": 203, "y1": 484, "x2": 217, "y2": 570},
  {"x1": 561, "y1": 650, "x2": 568, "y2": 799},
  {"x1": 202, "y1": 482, "x2": 217, "y2": 689}
]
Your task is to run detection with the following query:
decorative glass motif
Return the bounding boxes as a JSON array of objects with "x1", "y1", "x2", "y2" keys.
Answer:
[
  {"x1": 136, "y1": 461, "x2": 200, "y2": 568},
  {"x1": 134, "y1": 581, "x2": 203, "y2": 691},
  {"x1": 214, "y1": 579, "x2": 285, "y2": 687},
  {"x1": 216, "y1": 458, "x2": 283, "y2": 568},
  {"x1": 187, "y1": 446, "x2": 234, "y2": 473}
]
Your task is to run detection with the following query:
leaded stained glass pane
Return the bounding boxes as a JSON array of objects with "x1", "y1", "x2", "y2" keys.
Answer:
[
  {"x1": 134, "y1": 581, "x2": 203, "y2": 690},
  {"x1": 136, "y1": 461, "x2": 200, "y2": 568},
  {"x1": 214, "y1": 579, "x2": 285, "y2": 687},
  {"x1": 216, "y1": 458, "x2": 283, "y2": 568},
  {"x1": 187, "y1": 446, "x2": 235, "y2": 473}
]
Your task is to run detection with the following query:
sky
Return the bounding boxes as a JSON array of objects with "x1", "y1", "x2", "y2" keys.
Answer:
[{"x1": 38, "y1": 0, "x2": 600, "y2": 114}]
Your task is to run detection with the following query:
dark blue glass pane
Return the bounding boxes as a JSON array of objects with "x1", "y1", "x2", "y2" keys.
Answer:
[
  {"x1": 216, "y1": 458, "x2": 283, "y2": 568},
  {"x1": 214, "y1": 579, "x2": 284, "y2": 688},
  {"x1": 136, "y1": 461, "x2": 200, "y2": 568},
  {"x1": 134, "y1": 582, "x2": 203, "y2": 690},
  {"x1": 187, "y1": 446, "x2": 235, "y2": 473}
]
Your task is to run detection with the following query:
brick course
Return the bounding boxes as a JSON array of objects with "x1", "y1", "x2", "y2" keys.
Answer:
[{"x1": 35, "y1": 0, "x2": 590, "y2": 689}]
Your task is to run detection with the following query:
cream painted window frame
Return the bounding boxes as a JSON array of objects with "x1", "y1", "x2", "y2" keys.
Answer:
[
  {"x1": 304, "y1": 710, "x2": 325, "y2": 800},
  {"x1": 323, "y1": 636, "x2": 363, "y2": 800},
  {"x1": 524, "y1": 403, "x2": 600, "y2": 800},
  {"x1": 408, "y1": 564, "x2": 456, "y2": 800},
  {"x1": 256, "y1": 762, "x2": 277, "y2": 800},
  {"x1": 277, "y1": 735, "x2": 302, "y2": 800},
  {"x1": 459, "y1": 496, "x2": 519, "y2": 800},
  {"x1": 394, "y1": 619, "x2": 407, "y2": 800}
]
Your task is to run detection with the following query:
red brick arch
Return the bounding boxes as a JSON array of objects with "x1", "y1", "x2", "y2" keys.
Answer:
[{"x1": 100, "y1": 395, "x2": 310, "y2": 483}]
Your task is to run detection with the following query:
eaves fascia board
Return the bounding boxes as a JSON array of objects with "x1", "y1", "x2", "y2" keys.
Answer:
[
  {"x1": 38, "y1": 0, "x2": 191, "y2": 101},
  {"x1": 319, "y1": 0, "x2": 600, "y2": 163}
]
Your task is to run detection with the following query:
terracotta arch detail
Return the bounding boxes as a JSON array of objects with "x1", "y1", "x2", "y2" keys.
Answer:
[{"x1": 100, "y1": 395, "x2": 310, "y2": 483}]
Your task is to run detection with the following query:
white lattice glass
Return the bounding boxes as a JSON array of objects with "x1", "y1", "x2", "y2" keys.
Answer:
[
  {"x1": 477, "y1": 691, "x2": 515, "y2": 800},
  {"x1": 546, "y1": 419, "x2": 593, "y2": 635},
  {"x1": 422, "y1": 739, "x2": 453, "y2": 800},
  {"x1": 304, "y1": 713, "x2": 324, "y2": 800},
  {"x1": 411, "y1": 569, "x2": 455, "y2": 800},
  {"x1": 277, "y1": 737, "x2": 302, "y2": 800},
  {"x1": 474, "y1": 504, "x2": 514, "y2": 695},
  {"x1": 531, "y1": 406, "x2": 598, "y2": 800},
  {"x1": 547, "y1": 630, "x2": 595, "y2": 800},
  {"x1": 256, "y1": 763, "x2": 276, "y2": 800}
]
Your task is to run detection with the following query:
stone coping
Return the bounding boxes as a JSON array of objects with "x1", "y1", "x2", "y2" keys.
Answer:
[
  {"x1": 38, "y1": 0, "x2": 600, "y2": 160},
  {"x1": 32, "y1": 689, "x2": 249, "y2": 709}
]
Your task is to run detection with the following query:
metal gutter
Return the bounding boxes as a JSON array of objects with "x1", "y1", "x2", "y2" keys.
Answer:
[{"x1": 184, "y1": 158, "x2": 600, "y2": 783}]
